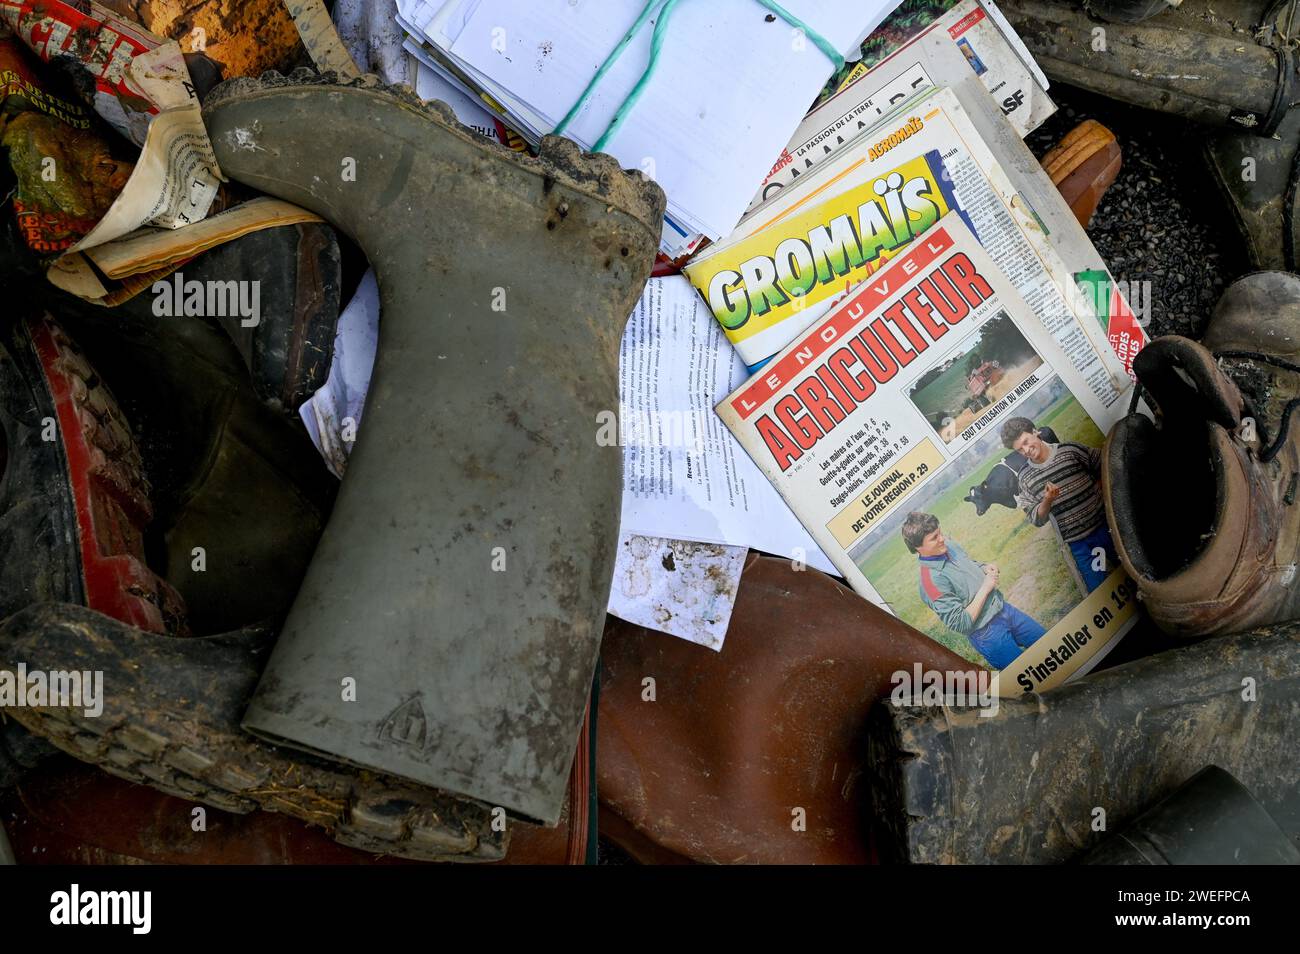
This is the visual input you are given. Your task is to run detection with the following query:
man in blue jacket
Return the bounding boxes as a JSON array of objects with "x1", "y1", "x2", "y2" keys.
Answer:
[{"x1": 901, "y1": 511, "x2": 1047, "y2": 668}]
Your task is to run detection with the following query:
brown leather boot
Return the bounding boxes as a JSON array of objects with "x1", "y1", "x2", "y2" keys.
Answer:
[
  {"x1": 597, "y1": 554, "x2": 974, "y2": 864},
  {"x1": 1103, "y1": 272, "x2": 1300, "y2": 636},
  {"x1": 1040, "y1": 120, "x2": 1122, "y2": 229}
]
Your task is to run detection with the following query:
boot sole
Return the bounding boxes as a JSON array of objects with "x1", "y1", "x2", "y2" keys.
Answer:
[
  {"x1": 23, "y1": 700, "x2": 504, "y2": 860},
  {"x1": 1, "y1": 602, "x2": 506, "y2": 862},
  {"x1": 1, "y1": 314, "x2": 184, "y2": 784},
  {"x1": 20, "y1": 315, "x2": 186, "y2": 633}
]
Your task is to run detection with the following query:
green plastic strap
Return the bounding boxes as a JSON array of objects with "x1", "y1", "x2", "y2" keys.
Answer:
[
  {"x1": 553, "y1": 0, "x2": 845, "y2": 152},
  {"x1": 552, "y1": 0, "x2": 670, "y2": 139},
  {"x1": 593, "y1": 0, "x2": 685, "y2": 151}
]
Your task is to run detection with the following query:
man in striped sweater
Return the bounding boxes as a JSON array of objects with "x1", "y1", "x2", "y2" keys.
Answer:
[{"x1": 1000, "y1": 416, "x2": 1119, "y2": 592}]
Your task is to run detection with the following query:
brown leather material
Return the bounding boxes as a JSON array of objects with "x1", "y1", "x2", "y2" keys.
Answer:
[
  {"x1": 1130, "y1": 335, "x2": 1245, "y2": 432},
  {"x1": 1104, "y1": 280, "x2": 1300, "y2": 637},
  {"x1": 1104, "y1": 413, "x2": 1275, "y2": 638},
  {"x1": 596, "y1": 553, "x2": 974, "y2": 865},
  {"x1": 0, "y1": 760, "x2": 575, "y2": 865},
  {"x1": 1040, "y1": 120, "x2": 1121, "y2": 229},
  {"x1": 595, "y1": 806, "x2": 694, "y2": 865}
]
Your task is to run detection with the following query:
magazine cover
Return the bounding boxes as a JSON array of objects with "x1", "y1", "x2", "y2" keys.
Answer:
[
  {"x1": 717, "y1": 213, "x2": 1138, "y2": 694},
  {"x1": 689, "y1": 86, "x2": 1138, "y2": 393},
  {"x1": 687, "y1": 144, "x2": 962, "y2": 368},
  {"x1": 758, "y1": 0, "x2": 1054, "y2": 216},
  {"x1": 826, "y1": 0, "x2": 1053, "y2": 134}
]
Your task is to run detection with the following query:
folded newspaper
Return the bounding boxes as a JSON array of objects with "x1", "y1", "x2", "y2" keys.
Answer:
[
  {"x1": 687, "y1": 85, "x2": 1138, "y2": 390},
  {"x1": 0, "y1": 0, "x2": 221, "y2": 244},
  {"x1": 751, "y1": 0, "x2": 1053, "y2": 216},
  {"x1": 717, "y1": 213, "x2": 1137, "y2": 694},
  {"x1": 816, "y1": 0, "x2": 1047, "y2": 107},
  {"x1": 2, "y1": 0, "x2": 224, "y2": 305}
]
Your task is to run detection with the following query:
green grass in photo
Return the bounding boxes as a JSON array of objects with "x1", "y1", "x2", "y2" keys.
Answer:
[{"x1": 856, "y1": 395, "x2": 1104, "y2": 665}]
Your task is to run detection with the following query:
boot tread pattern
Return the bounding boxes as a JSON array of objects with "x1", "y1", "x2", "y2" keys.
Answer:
[{"x1": 11, "y1": 693, "x2": 506, "y2": 862}]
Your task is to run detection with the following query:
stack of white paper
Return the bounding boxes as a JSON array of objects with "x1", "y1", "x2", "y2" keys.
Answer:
[{"x1": 393, "y1": 0, "x2": 899, "y2": 254}]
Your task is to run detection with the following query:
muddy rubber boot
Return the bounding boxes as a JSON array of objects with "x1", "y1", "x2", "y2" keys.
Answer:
[
  {"x1": 1080, "y1": 765, "x2": 1300, "y2": 864},
  {"x1": 0, "y1": 311, "x2": 201, "y2": 785},
  {"x1": 1069, "y1": 0, "x2": 1180, "y2": 23},
  {"x1": 1204, "y1": 107, "x2": 1300, "y2": 271},
  {"x1": 866, "y1": 621, "x2": 1300, "y2": 864},
  {"x1": 1040, "y1": 120, "x2": 1122, "y2": 228},
  {"x1": 598, "y1": 555, "x2": 976, "y2": 865},
  {"x1": 1103, "y1": 272, "x2": 1300, "y2": 637},
  {"x1": 202, "y1": 72, "x2": 664, "y2": 825},
  {"x1": 0, "y1": 312, "x2": 188, "y2": 784},
  {"x1": 155, "y1": 222, "x2": 344, "y2": 415},
  {"x1": 0, "y1": 602, "x2": 505, "y2": 861},
  {"x1": 1002, "y1": 0, "x2": 1297, "y2": 133},
  {"x1": 0, "y1": 313, "x2": 186, "y2": 633}
]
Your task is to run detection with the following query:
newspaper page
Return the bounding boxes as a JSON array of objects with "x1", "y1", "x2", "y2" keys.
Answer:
[
  {"x1": 751, "y1": 0, "x2": 1054, "y2": 214},
  {"x1": 818, "y1": 0, "x2": 967, "y2": 103},
  {"x1": 816, "y1": 0, "x2": 1047, "y2": 108},
  {"x1": 841, "y1": 0, "x2": 1054, "y2": 134},
  {"x1": 687, "y1": 86, "x2": 1136, "y2": 402},
  {"x1": 1, "y1": 0, "x2": 221, "y2": 248},
  {"x1": 717, "y1": 214, "x2": 1138, "y2": 695},
  {"x1": 618, "y1": 276, "x2": 835, "y2": 574}
]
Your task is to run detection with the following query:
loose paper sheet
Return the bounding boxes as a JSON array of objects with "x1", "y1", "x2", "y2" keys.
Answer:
[
  {"x1": 437, "y1": 0, "x2": 897, "y2": 239},
  {"x1": 617, "y1": 276, "x2": 835, "y2": 574},
  {"x1": 607, "y1": 535, "x2": 747, "y2": 651}
]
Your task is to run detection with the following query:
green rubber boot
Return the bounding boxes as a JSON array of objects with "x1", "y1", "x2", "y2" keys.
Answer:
[
  {"x1": 1081, "y1": 766, "x2": 1300, "y2": 864},
  {"x1": 1002, "y1": 0, "x2": 1297, "y2": 134},
  {"x1": 867, "y1": 622, "x2": 1300, "y2": 863},
  {"x1": 203, "y1": 71, "x2": 664, "y2": 825}
]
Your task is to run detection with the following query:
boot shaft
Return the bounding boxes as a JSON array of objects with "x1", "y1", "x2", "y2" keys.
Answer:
[
  {"x1": 203, "y1": 74, "x2": 665, "y2": 825},
  {"x1": 1002, "y1": 0, "x2": 1296, "y2": 133},
  {"x1": 867, "y1": 622, "x2": 1300, "y2": 863}
]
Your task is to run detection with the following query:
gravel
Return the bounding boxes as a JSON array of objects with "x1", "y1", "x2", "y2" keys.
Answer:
[{"x1": 1027, "y1": 84, "x2": 1243, "y2": 341}]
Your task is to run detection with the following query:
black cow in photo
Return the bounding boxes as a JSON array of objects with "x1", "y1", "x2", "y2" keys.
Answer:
[{"x1": 964, "y1": 426, "x2": 1059, "y2": 515}]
